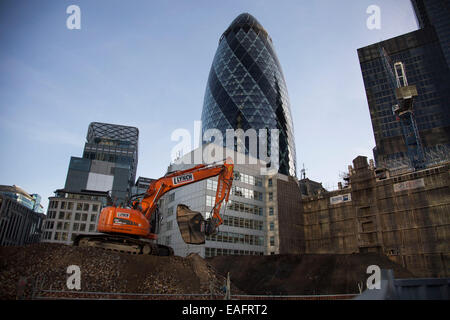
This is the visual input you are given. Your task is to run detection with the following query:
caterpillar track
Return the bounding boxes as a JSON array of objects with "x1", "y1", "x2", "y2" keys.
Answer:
[{"x1": 73, "y1": 234, "x2": 174, "y2": 256}]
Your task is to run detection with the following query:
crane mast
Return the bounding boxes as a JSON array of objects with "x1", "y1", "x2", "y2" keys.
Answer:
[{"x1": 379, "y1": 46, "x2": 425, "y2": 171}]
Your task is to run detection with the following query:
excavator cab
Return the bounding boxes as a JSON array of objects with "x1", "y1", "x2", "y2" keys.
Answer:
[{"x1": 176, "y1": 204, "x2": 207, "y2": 244}]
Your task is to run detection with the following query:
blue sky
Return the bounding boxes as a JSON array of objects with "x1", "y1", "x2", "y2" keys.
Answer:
[{"x1": 0, "y1": 0, "x2": 418, "y2": 209}]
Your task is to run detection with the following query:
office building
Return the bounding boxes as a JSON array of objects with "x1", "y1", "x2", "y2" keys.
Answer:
[
  {"x1": 0, "y1": 185, "x2": 45, "y2": 246},
  {"x1": 411, "y1": 0, "x2": 450, "y2": 68},
  {"x1": 157, "y1": 146, "x2": 303, "y2": 258},
  {"x1": 40, "y1": 189, "x2": 108, "y2": 244},
  {"x1": 41, "y1": 122, "x2": 139, "y2": 244},
  {"x1": 358, "y1": 3, "x2": 450, "y2": 173},
  {"x1": 65, "y1": 122, "x2": 139, "y2": 205},
  {"x1": 201, "y1": 13, "x2": 297, "y2": 177},
  {"x1": 131, "y1": 176, "x2": 155, "y2": 197}
]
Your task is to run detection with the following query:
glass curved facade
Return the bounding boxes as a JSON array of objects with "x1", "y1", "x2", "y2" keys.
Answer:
[{"x1": 201, "y1": 13, "x2": 297, "y2": 176}]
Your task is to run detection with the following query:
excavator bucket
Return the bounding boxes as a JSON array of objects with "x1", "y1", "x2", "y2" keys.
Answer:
[{"x1": 176, "y1": 204, "x2": 206, "y2": 244}]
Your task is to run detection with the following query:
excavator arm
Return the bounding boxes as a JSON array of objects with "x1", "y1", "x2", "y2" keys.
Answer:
[
  {"x1": 138, "y1": 159, "x2": 233, "y2": 221},
  {"x1": 175, "y1": 159, "x2": 234, "y2": 244},
  {"x1": 75, "y1": 158, "x2": 234, "y2": 255},
  {"x1": 131, "y1": 157, "x2": 234, "y2": 243}
]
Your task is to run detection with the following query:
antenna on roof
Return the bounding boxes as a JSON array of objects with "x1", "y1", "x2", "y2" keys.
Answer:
[{"x1": 300, "y1": 163, "x2": 307, "y2": 180}]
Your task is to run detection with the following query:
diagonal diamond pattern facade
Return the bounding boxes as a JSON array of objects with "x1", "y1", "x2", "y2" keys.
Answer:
[{"x1": 201, "y1": 13, "x2": 297, "y2": 176}]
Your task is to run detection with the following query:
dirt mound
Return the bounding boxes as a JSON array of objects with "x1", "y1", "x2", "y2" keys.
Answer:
[
  {"x1": 208, "y1": 253, "x2": 414, "y2": 295},
  {"x1": 0, "y1": 243, "x2": 240, "y2": 299}
]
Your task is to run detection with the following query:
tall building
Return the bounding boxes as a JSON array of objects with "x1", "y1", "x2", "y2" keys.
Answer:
[
  {"x1": 358, "y1": 2, "x2": 450, "y2": 172},
  {"x1": 0, "y1": 185, "x2": 45, "y2": 246},
  {"x1": 41, "y1": 122, "x2": 139, "y2": 244},
  {"x1": 411, "y1": 0, "x2": 450, "y2": 68},
  {"x1": 66, "y1": 122, "x2": 139, "y2": 204},
  {"x1": 201, "y1": 13, "x2": 297, "y2": 177}
]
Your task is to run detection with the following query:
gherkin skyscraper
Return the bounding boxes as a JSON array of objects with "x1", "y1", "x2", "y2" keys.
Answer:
[{"x1": 201, "y1": 13, "x2": 297, "y2": 176}]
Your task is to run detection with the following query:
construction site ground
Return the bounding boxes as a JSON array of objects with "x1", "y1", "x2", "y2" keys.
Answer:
[
  {"x1": 208, "y1": 253, "x2": 414, "y2": 296},
  {"x1": 0, "y1": 243, "x2": 413, "y2": 299}
]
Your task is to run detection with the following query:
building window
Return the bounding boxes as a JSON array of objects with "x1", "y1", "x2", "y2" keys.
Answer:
[
  {"x1": 269, "y1": 207, "x2": 274, "y2": 216},
  {"x1": 206, "y1": 231, "x2": 264, "y2": 246},
  {"x1": 270, "y1": 222, "x2": 274, "y2": 231},
  {"x1": 77, "y1": 203, "x2": 83, "y2": 211},
  {"x1": 73, "y1": 223, "x2": 79, "y2": 231},
  {"x1": 75, "y1": 212, "x2": 81, "y2": 221},
  {"x1": 58, "y1": 212, "x2": 65, "y2": 219},
  {"x1": 65, "y1": 212, "x2": 72, "y2": 220},
  {"x1": 232, "y1": 186, "x2": 262, "y2": 201},
  {"x1": 83, "y1": 203, "x2": 89, "y2": 211},
  {"x1": 79, "y1": 224, "x2": 86, "y2": 232},
  {"x1": 206, "y1": 195, "x2": 215, "y2": 207},
  {"x1": 268, "y1": 179, "x2": 273, "y2": 187},
  {"x1": 67, "y1": 202, "x2": 73, "y2": 210},
  {"x1": 167, "y1": 207, "x2": 174, "y2": 217},
  {"x1": 81, "y1": 213, "x2": 88, "y2": 221},
  {"x1": 168, "y1": 193, "x2": 175, "y2": 203},
  {"x1": 89, "y1": 224, "x2": 96, "y2": 232},
  {"x1": 92, "y1": 204, "x2": 99, "y2": 212},
  {"x1": 90, "y1": 214, "x2": 97, "y2": 222},
  {"x1": 270, "y1": 236, "x2": 275, "y2": 246},
  {"x1": 207, "y1": 179, "x2": 218, "y2": 191},
  {"x1": 268, "y1": 192, "x2": 273, "y2": 201}
]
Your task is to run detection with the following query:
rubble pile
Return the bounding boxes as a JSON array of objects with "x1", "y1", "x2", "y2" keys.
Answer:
[
  {"x1": 0, "y1": 243, "x2": 240, "y2": 299},
  {"x1": 208, "y1": 253, "x2": 415, "y2": 295},
  {"x1": 1, "y1": 243, "x2": 416, "y2": 299}
]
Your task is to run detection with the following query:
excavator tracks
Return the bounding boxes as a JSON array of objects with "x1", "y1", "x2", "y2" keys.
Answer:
[{"x1": 73, "y1": 234, "x2": 174, "y2": 256}]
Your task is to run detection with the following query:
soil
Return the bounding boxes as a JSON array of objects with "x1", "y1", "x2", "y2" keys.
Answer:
[
  {"x1": 0, "y1": 243, "x2": 415, "y2": 299},
  {"x1": 0, "y1": 243, "x2": 240, "y2": 299},
  {"x1": 208, "y1": 253, "x2": 415, "y2": 295}
]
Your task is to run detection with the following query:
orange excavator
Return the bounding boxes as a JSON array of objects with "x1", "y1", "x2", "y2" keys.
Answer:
[{"x1": 74, "y1": 158, "x2": 234, "y2": 256}]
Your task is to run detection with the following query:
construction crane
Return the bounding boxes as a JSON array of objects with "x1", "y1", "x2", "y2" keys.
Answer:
[
  {"x1": 74, "y1": 158, "x2": 234, "y2": 256},
  {"x1": 379, "y1": 46, "x2": 425, "y2": 170}
]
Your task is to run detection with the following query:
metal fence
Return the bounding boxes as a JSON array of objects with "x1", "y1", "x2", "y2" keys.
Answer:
[{"x1": 26, "y1": 275, "x2": 356, "y2": 300}]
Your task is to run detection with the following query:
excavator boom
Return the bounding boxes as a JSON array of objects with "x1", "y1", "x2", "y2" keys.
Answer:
[{"x1": 74, "y1": 158, "x2": 234, "y2": 255}]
